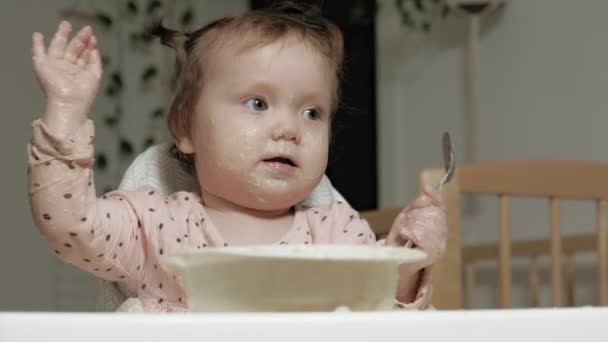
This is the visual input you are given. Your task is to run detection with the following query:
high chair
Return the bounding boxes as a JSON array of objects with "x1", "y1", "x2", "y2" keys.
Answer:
[
  {"x1": 363, "y1": 161, "x2": 608, "y2": 309},
  {"x1": 96, "y1": 143, "x2": 349, "y2": 311}
]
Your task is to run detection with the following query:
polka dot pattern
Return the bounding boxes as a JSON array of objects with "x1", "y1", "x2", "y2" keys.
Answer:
[{"x1": 28, "y1": 119, "x2": 429, "y2": 312}]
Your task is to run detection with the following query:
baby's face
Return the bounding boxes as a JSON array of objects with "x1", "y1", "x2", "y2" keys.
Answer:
[{"x1": 178, "y1": 34, "x2": 333, "y2": 210}]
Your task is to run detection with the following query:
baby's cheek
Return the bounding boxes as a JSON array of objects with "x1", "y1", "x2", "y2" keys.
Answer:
[
  {"x1": 302, "y1": 131, "x2": 329, "y2": 172},
  {"x1": 214, "y1": 129, "x2": 259, "y2": 169}
]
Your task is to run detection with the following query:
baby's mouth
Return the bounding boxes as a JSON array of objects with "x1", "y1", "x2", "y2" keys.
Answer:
[{"x1": 263, "y1": 157, "x2": 297, "y2": 167}]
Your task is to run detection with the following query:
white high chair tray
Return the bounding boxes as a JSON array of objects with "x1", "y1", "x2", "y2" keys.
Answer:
[{"x1": 1, "y1": 308, "x2": 607, "y2": 342}]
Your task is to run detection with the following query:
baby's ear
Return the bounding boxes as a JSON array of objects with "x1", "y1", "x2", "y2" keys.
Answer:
[{"x1": 175, "y1": 135, "x2": 195, "y2": 154}]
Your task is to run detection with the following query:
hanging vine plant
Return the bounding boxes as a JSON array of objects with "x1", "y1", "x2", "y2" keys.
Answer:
[
  {"x1": 393, "y1": 0, "x2": 452, "y2": 32},
  {"x1": 64, "y1": 1, "x2": 196, "y2": 175},
  {"x1": 63, "y1": 0, "x2": 462, "y2": 178}
]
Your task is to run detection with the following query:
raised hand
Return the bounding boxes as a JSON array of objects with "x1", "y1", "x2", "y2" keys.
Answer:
[{"x1": 32, "y1": 21, "x2": 102, "y2": 136}]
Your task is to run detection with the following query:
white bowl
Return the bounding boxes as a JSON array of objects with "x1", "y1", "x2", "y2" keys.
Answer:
[{"x1": 160, "y1": 245, "x2": 426, "y2": 312}]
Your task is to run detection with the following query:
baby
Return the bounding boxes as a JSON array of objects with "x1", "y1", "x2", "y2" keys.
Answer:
[{"x1": 28, "y1": 2, "x2": 446, "y2": 312}]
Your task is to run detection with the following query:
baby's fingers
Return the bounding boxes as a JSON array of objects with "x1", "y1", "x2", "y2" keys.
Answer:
[
  {"x1": 86, "y1": 48, "x2": 102, "y2": 78},
  {"x1": 65, "y1": 26, "x2": 92, "y2": 63},
  {"x1": 77, "y1": 35, "x2": 96, "y2": 67},
  {"x1": 48, "y1": 21, "x2": 72, "y2": 59},
  {"x1": 32, "y1": 32, "x2": 46, "y2": 61},
  {"x1": 422, "y1": 185, "x2": 445, "y2": 209},
  {"x1": 408, "y1": 185, "x2": 445, "y2": 211},
  {"x1": 409, "y1": 193, "x2": 433, "y2": 210}
]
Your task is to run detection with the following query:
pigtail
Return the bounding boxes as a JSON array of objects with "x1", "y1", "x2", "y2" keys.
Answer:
[
  {"x1": 149, "y1": 20, "x2": 190, "y2": 65},
  {"x1": 149, "y1": 20, "x2": 196, "y2": 174},
  {"x1": 168, "y1": 144, "x2": 196, "y2": 175}
]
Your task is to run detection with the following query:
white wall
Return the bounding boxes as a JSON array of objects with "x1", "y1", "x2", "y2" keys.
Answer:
[
  {"x1": 0, "y1": 0, "x2": 73, "y2": 312},
  {"x1": 377, "y1": 0, "x2": 608, "y2": 307}
]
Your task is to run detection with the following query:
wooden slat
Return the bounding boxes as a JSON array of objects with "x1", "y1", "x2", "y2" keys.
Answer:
[
  {"x1": 528, "y1": 256, "x2": 540, "y2": 307},
  {"x1": 361, "y1": 207, "x2": 401, "y2": 238},
  {"x1": 498, "y1": 195, "x2": 512, "y2": 308},
  {"x1": 462, "y1": 234, "x2": 596, "y2": 262},
  {"x1": 565, "y1": 254, "x2": 575, "y2": 307},
  {"x1": 550, "y1": 198, "x2": 563, "y2": 307},
  {"x1": 416, "y1": 161, "x2": 608, "y2": 310},
  {"x1": 458, "y1": 161, "x2": 608, "y2": 199},
  {"x1": 597, "y1": 200, "x2": 608, "y2": 305},
  {"x1": 465, "y1": 263, "x2": 476, "y2": 309}
]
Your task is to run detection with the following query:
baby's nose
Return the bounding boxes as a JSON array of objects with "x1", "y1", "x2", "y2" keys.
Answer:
[{"x1": 271, "y1": 114, "x2": 300, "y2": 144}]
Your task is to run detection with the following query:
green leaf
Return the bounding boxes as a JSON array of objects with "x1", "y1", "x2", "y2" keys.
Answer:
[
  {"x1": 414, "y1": 0, "x2": 424, "y2": 11},
  {"x1": 96, "y1": 12, "x2": 113, "y2": 29},
  {"x1": 141, "y1": 65, "x2": 158, "y2": 83},
  {"x1": 151, "y1": 108, "x2": 164, "y2": 119},
  {"x1": 119, "y1": 139, "x2": 134, "y2": 157},
  {"x1": 143, "y1": 137, "x2": 156, "y2": 149},
  {"x1": 105, "y1": 85, "x2": 117, "y2": 97},
  {"x1": 441, "y1": 4, "x2": 450, "y2": 18},
  {"x1": 147, "y1": 0, "x2": 162, "y2": 14},
  {"x1": 95, "y1": 153, "x2": 107, "y2": 170},
  {"x1": 129, "y1": 32, "x2": 142, "y2": 44},
  {"x1": 141, "y1": 32, "x2": 153, "y2": 43},
  {"x1": 400, "y1": 12, "x2": 414, "y2": 27},
  {"x1": 127, "y1": 1, "x2": 138, "y2": 15},
  {"x1": 395, "y1": 0, "x2": 405, "y2": 11},
  {"x1": 111, "y1": 72, "x2": 123, "y2": 89},
  {"x1": 104, "y1": 116, "x2": 119, "y2": 127},
  {"x1": 181, "y1": 7, "x2": 194, "y2": 27},
  {"x1": 105, "y1": 72, "x2": 123, "y2": 97}
]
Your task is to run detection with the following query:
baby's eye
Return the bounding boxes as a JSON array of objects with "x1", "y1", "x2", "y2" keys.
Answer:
[
  {"x1": 245, "y1": 98, "x2": 268, "y2": 111},
  {"x1": 303, "y1": 108, "x2": 321, "y2": 120}
]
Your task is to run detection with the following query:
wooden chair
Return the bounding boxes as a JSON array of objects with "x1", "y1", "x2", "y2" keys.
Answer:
[{"x1": 363, "y1": 161, "x2": 608, "y2": 309}]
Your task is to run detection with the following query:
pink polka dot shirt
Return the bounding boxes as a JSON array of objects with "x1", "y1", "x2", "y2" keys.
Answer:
[{"x1": 27, "y1": 120, "x2": 431, "y2": 312}]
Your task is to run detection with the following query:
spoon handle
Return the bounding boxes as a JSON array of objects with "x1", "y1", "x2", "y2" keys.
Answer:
[{"x1": 404, "y1": 132, "x2": 455, "y2": 249}]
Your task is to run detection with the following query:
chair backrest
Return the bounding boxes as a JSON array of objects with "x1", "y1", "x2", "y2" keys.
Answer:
[
  {"x1": 364, "y1": 161, "x2": 608, "y2": 309},
  {"x1": 453, "y1": 161, "x2": 608, "y2": 308}
]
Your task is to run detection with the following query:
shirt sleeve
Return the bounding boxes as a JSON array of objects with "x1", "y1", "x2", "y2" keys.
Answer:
[{"x1": 27, "y1": 119, "x2": 148, "y2": 286}]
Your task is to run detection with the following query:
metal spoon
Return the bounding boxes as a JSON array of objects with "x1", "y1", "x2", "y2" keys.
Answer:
[
  {"x1": 404, "y1": 131, "x2": 455, "y2": 249},
  {"x1": 437, "y1": 131, "x2": 456, "y2": 191}
]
